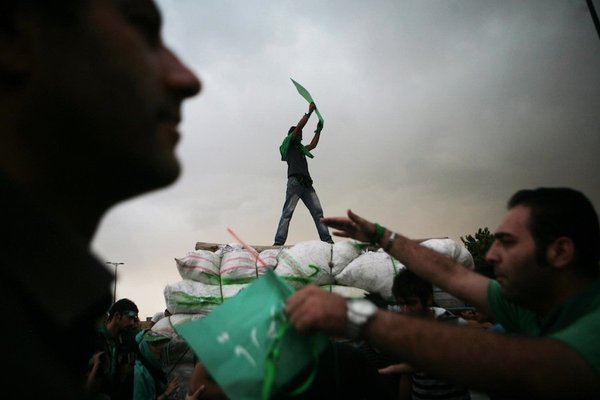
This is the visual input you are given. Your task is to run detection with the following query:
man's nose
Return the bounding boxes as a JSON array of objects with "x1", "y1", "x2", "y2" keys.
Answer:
[
  {"x1": 161, "y1": 46, "x2": 201, "y2": 99},
  {"x1": 485, "y1": 241, "x2": 499, "y2": 264}
]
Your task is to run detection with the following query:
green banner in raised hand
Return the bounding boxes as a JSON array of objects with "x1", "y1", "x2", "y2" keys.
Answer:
[{"x1": 290, "y1": 78, "x2": 324, "y2": 127}]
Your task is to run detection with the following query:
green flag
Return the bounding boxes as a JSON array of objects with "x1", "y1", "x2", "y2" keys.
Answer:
[
  {"x1": 290, "y1": 78, "x2": 324, "y2": 127},
  {"x1": 175, "y1": 268, "x2": 328, "y2": 400}
]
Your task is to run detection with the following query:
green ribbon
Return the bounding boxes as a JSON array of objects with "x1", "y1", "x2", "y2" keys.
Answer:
[
  {"x1": 262, "y1": 313, "x2": 320, "y2": 400},
  {"x1": 173, "y1": 292, "x2": 223, "y2": 307}
]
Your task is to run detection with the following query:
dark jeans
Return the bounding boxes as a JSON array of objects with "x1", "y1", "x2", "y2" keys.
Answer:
[{"x1": 274, "y1": 176, "x2": 333, "y2": 245}]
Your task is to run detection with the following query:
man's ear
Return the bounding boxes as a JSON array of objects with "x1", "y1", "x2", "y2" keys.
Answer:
[
  {"x1": 546, "y1": 237, "x2": 575, "y2": 269},
  {"x1": 0, "y1": 11, "x2": 35, "y2": 86}
]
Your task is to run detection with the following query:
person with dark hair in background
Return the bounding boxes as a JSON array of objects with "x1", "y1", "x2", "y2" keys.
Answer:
[
  {"x1": 287, "y1": 187, "x2": 600, "y2": 399},
  {"x1": 389, "y1": 269, "x2": 471, "y2": 400},
  {"x1": 273, "y1": 102, "x2": 333, "y2": 246},
  {"x1": 0, "y1": 1, "x2": 201, "y2": 398},
  {"x1": 90, "y1": 299, "x2": 142, "y2": 400}
]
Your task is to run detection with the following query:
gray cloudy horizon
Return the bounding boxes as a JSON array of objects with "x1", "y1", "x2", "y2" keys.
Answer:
[{"x1": 92, "y1": 0, "x2": 600, "y2": 318}]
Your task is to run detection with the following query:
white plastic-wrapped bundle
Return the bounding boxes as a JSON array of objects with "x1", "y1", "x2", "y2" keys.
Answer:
[
  {"x1": 151, "y1": 313, "x2": 205, "y2": 337},
  {"x1": 275, "y1": 240, "x2": 334, "y2": 288},
  {"x1": 331, "y1": 240, "x2": 365, "y2": 276},
  {"x1": 221, "y1": 283, "x2": 250, "y2": 301},
  {"x1": 319, "y1": 284, "x2": 368, "y2": 299},
  {"x1": 420, "y1": 238, "x2": 474, "y2": 269},
  {"x1": 257, "y1": 248, "x2": 281, "y2": 269},
  {"x1": 417, "y1": 239, "x2": 474, "y2": 309},
  {"x1": 219, "y1": 246, "x2": 260, "y2": 285},
  {"x1": 336, "y1": 250, "x2": 404, "y2": 300},
  {"x1": 164, "y1": 280, "x2": 222, "y2": 315},
  {"x1": 174, "y1": 250, "x2": 220, "y2": 284}
]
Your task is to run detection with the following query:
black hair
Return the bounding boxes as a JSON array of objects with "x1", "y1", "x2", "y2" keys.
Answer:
[
  {"x1": 108, "y1": 298, "x2": 139, "y2": 318},
  {"x1": 0, "y1": 0, "x2": 82, "y2": 32},
  {"x1": 391, "y1": 269, "x2": 433, "y2": 307},
  {"x1": 363, "y1": 292, "x2": 391, "y2": 309},
  {"x1": 508, "y1": 187, "x2": 600, "y2": 277}
]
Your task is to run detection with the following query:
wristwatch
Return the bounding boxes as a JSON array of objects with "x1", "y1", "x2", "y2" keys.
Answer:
[{"x1": 345, "y1": 299, "x2": 378, "y2": 339}]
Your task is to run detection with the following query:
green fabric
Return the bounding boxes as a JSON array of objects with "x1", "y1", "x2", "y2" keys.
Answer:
[
  {"x1": 279, "y1": 134, "x2": 314, "y2": 161},
  {"x1": 290, "y1": 78, "x2": 325, "y2": 128},
  {"x1": 488, "y1": 279, "x2": 600, "y2": 376},
  {"x1": 175, "y1": 268, "x2": 328, "y2": 400}
]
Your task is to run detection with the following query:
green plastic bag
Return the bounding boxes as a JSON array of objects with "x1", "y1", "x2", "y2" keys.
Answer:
[{"x1": 175, "y1": 268, "x2": 328, "y2": 400}]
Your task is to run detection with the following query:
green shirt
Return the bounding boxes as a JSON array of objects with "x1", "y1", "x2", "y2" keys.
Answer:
[{"x1": 488, "y1": 279, "x2": 600, "y2": 376}]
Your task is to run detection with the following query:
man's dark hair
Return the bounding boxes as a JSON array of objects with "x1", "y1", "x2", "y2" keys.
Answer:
[
  {"x1": 0, "y1": 0, "x2": 82, "y2": 31},
  {"x1": 392, "y1": 268, "x2": 433, "y2": 307},
  {"x1": 108, "y1": 298, "x2": 139, "y2": 319},
  {"x1": 363, "y1": 292, "x2": 392, "y2": 309},
  {"x1": 508, "y1": 187, "x2": 600, "y2": 277}
]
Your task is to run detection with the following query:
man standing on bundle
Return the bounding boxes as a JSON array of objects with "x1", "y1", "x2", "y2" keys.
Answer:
[{"x1": 273, "y1": 102, "x2": 333, "y2": 246}]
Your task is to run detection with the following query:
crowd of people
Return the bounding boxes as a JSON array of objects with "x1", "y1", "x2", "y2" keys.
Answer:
[
  {"x1": 84, "y1": 299, "x2": 204, "y2": 400},
  {"x1": 2, "y1": 0, "x2": 598, "y2": 399},
  {"x1": 88, "y1": 186, "x2": 600, "y2": 400}
]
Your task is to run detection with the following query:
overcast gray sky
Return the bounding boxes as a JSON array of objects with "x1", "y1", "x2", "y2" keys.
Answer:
[{"x1": 92, "y1": 0, "x2": 600, "y2": 318}]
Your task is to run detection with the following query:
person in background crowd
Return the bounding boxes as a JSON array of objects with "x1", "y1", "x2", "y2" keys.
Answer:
[
  {"x1": 90, "y1": 299, "x2": 141, "y2": 400},
  {"x1": 134, "y1": 330, "x2": 180, "y2": 400},
  {"x1": 0, "y1": 0, "x2": 200, "y2": 398},
  {"x1": 287, "y1": 187, "x2": 600, "y2": 399},
  {"x1": 388, "y1": 269, "x2": 471, "y2": 400}
]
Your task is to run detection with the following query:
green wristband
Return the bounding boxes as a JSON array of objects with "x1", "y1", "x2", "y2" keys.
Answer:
[{"x1": 370, "y1": 223, "x2": 385, "y2": 245}]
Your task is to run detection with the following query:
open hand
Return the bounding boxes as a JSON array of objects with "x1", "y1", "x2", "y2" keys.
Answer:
[{"x1": 321, "y1": 209, "x2": 377, "y2": 243}]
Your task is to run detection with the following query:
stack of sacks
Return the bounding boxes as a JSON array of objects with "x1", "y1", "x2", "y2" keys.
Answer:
[
  {"x1": 153, "y1": 238, "x2": 473, "y2": 398},
  {"x1": 164, "y1": 238, "x2": 474, "y2": 315},
  {"x1": 161, "y1": 237, "x2": 474, "y2": 322}
]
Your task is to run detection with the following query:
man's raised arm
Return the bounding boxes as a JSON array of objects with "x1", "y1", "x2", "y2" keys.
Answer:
[{"x1": 291, "y1": 102, "x2": 316, "y2": 140}]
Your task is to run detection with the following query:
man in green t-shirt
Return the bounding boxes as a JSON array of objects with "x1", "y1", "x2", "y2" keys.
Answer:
[
  {"x1": 273, "y1": 102, "x2": 333, "y2": 246},
  {"x1": 286, "y1": 187, "x2": 600, "y2": 399}
]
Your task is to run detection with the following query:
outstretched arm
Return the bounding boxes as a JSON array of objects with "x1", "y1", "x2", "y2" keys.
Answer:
[
  {"x1": 321, "y1": 209, "x2": 491, "y2": 314},
  {"x1": 286, "y1": 286, "x2": 600, "y2": 399}
]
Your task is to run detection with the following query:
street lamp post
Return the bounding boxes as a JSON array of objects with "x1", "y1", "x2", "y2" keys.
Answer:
[{"x1": 106, "y1": 262, "x2": 124, "y2": 304}]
